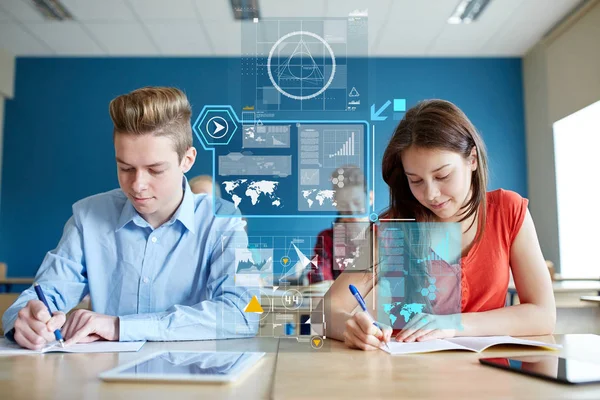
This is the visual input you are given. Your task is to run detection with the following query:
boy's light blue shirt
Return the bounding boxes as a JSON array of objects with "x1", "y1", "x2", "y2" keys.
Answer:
[{"x1": 2, "y1": 179, "x2": 258, "y2": 341}]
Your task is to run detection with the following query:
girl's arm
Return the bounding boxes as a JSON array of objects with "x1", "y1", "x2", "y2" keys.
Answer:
[
  {"x1": 460, "y1": 209, "x2": 556, "y2": 336},
  {"x1": 322, "y1": 270, "x2": 374, "y2": 341}
]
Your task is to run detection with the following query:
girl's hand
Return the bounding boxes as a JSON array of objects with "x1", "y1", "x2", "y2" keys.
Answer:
[
  {"x1": 395, "y1": 313, "x2": 458, "y2": 342},
  {"x1": 344, "y1": 311, "x2": 393, "y2": 351}
]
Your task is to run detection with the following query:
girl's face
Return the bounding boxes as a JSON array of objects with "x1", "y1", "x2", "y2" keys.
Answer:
[{"x1": 400, "y1": 146, "x2": 477, "y2": 222}]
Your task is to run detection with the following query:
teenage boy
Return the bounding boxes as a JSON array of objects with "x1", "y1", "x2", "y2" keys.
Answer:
[{"x1": 2, "y1": 87, "x2": 257, "y2": 349}]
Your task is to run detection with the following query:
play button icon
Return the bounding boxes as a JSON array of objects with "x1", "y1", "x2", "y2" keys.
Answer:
[
  {"x1": 206, "y1": 116, "x2": 229, "y2": 139},
  {"x1": 193, "y1": 106, "x2": 239, "y2": 147},
  {"x1": 213, "y1": 120, "x2": 225, "y2": 134}
]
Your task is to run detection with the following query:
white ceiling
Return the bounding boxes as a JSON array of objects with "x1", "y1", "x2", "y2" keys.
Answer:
[{"x1": 0, "y1": 0, "x2": 583, "y2": 56}]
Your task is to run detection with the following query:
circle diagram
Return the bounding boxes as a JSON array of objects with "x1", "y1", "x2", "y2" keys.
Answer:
[
  {"x1": 281, "y1": 288, "x2": 303, "y2": 310},
  {"x1": 267, "y1": 31, "x2": 336, "y2": 101},
  {"x1": 242, "y1": 288, "x2": 271, "y2": 322},
  {"x1": 310, "y1": 335, "x2": 324, "y2": 349}
]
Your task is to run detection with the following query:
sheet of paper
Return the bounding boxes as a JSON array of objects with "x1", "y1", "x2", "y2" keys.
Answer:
[
  {"x1": 382, "y1": 336, "x2": 562, "y2": 355},
  {"x1": 382, "y1": 339, "x2": 467, "y2": 355},
  {"x1": 0, "y1": 338, "x2": 145, "y2": 356},
  {"x1": 446, "y1": 336, "x2": 562, "y2": 352}
]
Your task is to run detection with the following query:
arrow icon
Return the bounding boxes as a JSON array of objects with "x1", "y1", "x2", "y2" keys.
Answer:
[
  {"x1": 244, "y1": 295, "x2": 264, "y2": 314},
  {"x1": 205, "y1": 116, "x2": 229, "y2": 139},
  {"x1": 279, "y1": 244, "x2": 312, "y2": 281},
  {"x1": 311, "y1": 254, "x2": 319, "y2": 268},
  {"x1": 213, "y1": 120, "x2": 225, "y2": 134},
  {"x1": 292, "y1": 243, "x2": 311, "y2": 269},
  {"x1": 371, "y1": 100, "x2": 391, "y2": 121}
]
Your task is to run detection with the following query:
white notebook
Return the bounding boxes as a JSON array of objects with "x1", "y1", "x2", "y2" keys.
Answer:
[
  {"x1": 0, "y1": 338, "x2": 145, "y2": 356},
  {"x1": 382, "y1": 336, "x2": 562, "y2": 355}
]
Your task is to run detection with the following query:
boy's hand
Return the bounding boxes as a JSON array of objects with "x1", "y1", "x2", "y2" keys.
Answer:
[
  {"x1": 13, "y1": 299, "x2": 66, "y2": 350},
  {"x1": 62, "y1": 310, "x2": 119, "y2": 345}
]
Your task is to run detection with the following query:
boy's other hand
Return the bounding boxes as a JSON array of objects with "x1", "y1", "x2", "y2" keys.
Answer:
[{"x1": 62, "y1": 309, "x2": 119, "y2": 346}]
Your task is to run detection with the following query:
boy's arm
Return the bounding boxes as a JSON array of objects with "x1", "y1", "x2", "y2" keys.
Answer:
[
  {"x1": 118, "y1": 218, "x2": 259, "y2": 341},
  {"x1": 2, "y1": 216, "x2": 89, "y2": 339}
]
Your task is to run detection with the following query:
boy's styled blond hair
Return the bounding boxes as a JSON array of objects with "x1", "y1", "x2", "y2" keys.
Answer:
[{"x1": 109, "y1": 87, "x2": 193, "y2": 162}]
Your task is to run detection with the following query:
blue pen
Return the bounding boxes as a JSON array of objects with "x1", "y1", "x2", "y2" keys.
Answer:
[
  {"x1": 33, "y1": 283, "x2": 65, "y2": 348},
  {"x1": 349, "y1": 284, "x2": 390, "y2": 350}
]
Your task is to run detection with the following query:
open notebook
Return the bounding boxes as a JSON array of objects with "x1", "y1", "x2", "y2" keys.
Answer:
[
  {"x1": 0, "y1": 338, "x2": 145, "y2": 355},
  {"x1": 382, "y1": 336, "x2": 562, "y2": 355}
]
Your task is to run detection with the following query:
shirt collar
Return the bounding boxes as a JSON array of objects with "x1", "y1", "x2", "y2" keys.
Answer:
[
  {"x1": 172, "y1": 177, "x2": 196, "y2": 234},
  {"x1": 115, "y1": 176, "x2": 196, "y2": 234}
]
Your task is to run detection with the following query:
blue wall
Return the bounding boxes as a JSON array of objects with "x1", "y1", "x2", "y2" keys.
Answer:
[{"x1": 0, "y1": 57, "x2": 526, "y2": 277}]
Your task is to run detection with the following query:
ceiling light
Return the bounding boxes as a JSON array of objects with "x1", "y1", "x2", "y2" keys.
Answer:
[
  {"x1": 447, "y1": 0, "x2": 491, "y2": 24},
  {"x1": 230, "y1": 0, "x2": 260, "y2": 20},
  {"x1": 30, "y1": 0, "x2": 73, "y2": 21}
]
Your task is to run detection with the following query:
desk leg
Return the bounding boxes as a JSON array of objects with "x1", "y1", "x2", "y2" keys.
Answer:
[{"x1": 510, "y1": 292, "x2": 515, "y2": 306}]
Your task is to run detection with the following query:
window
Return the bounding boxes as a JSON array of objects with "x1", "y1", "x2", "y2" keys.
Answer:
[{"x1": 553, "y1": 100, "x2": 600, "y2": 278}]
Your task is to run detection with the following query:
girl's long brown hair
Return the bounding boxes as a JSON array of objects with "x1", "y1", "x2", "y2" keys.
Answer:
[
  {"x1": 381, "y1": 99, "x2": 489, "y2": 241},
  {"x1": 374, "y1": 100, "x2": 489, "y2": 316}
]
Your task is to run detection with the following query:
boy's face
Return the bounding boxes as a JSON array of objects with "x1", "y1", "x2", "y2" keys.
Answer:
[{"x1": 115, "y1": 133, "x2": 196, "y2": 227}]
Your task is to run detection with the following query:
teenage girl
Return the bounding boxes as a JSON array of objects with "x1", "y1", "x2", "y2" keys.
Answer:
[{"x1": 323, "y1": 99, "x2": 556, "y2": 350}]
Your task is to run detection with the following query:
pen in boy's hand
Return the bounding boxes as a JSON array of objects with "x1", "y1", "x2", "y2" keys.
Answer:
[{"x1": 33, "y1": 283, "x2": 65, "y2": 348}]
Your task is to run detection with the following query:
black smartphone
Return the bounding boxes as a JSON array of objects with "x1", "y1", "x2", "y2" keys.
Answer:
[{"x1": 479, "y1": 355, "x2": 600, "y2": 385}]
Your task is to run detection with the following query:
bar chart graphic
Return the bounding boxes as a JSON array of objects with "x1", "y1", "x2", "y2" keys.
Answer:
[
  {"x1": 412, "y1": 229, "x2": 450, "y2": 265},
  {"x1": 415, "y1": 252, "x2": 443, "y2": 264},
  {"x1": 328, "y1": 132, "x2": 355, "y2": 158},
  {"x1": 323, "y1": 129, "x2": 361, "y2": 168},
  {"x1": 409, "y1": 227, "x2": 459, "y2": 276},
  {"x1": 297, "y1": 123, "x2": 366, "y2": 212}
]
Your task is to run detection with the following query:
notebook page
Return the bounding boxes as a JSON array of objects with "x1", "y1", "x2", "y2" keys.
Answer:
[
  {"x1": 0, "y1": 338, "x2": 45, "y2": 355},
  {"x1": 445, "y1": 336, "x2": 562, "y2": 352},
  {"x1": 42, "y1": 340, "x2": 145, "y2": 353},
  {"x1": 382, "y1": 339, "x2": 468, "y2": 355},
  {"x1": 0, "y1": 338, "x2": 145, "y2": 355}
]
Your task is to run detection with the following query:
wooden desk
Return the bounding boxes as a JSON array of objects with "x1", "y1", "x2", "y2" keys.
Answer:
[
  {"x1": 1, "y1": 335, "x2": 599, "y2": 399},
  {"x1": 274, "y1": 334, "x2": 600, "y2": 399},
  {"x1": 0, "y1": 338, "x2": 278, "y2": 400},
  {"x1": 581, "y1": 295, "x2": 600, "y2": 304},
  {"x1": 0, "y1": 278, "x2": 33, "y2": 293},
  {"x1": 508, "y1": 280, "x2": 600, "y2": 306}
]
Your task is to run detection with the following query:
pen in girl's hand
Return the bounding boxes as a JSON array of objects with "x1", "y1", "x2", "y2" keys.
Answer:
[{"x1": 348, "y1": 284, "x2": 390, "y2": 350}]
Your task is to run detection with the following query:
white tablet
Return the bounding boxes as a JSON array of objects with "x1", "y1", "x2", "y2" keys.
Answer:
[{"x1": 99, "y1": 351, "x2": 265, "y2": 384}]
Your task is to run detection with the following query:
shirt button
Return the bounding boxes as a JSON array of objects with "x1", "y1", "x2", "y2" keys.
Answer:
[
  {"x1": 142, "y1": 277, "x2": 149, "y2": 284},
  {"x1": 151, "y1": 237, "x2": 157, "y2": 243}
]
